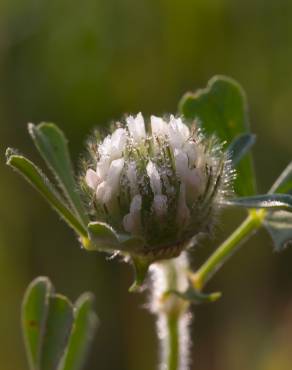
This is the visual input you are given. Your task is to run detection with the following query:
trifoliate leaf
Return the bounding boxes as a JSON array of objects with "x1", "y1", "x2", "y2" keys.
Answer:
[
  {"x1": 179, "y1": 75, "x2": 256, "y2": 196},
  {"x1": 58, "y1": 293, "x2": 98, "y2": 370}
]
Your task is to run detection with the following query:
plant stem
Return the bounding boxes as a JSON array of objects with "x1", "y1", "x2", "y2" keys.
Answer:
[
  {"x1": 151, "y1": 254, "x2": 191, "y2": 370},
  {"x1": 166, "y1": 313, "x2": 179, "y2": 370},
  {"x1": 192, "y1": 210, "x2": 266, "y2": 290}
]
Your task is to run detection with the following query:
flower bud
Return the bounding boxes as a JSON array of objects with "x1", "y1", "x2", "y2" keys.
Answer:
[{"x1": 81, "y1": 113, "x2": 233, "y2": 262}]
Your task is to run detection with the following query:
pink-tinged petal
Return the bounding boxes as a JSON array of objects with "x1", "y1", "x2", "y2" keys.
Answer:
[{"x1": 85, "y1": 169, "x2": 99, "y2": 190}]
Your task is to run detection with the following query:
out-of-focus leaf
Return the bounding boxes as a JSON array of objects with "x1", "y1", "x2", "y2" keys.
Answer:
[
  {"x1": 169, "y1": 286, "x2": 221, "y2": 304},
  {"x1": 263, "y1": 163, "x2": 292, "y2": 250},
  {"x1": 22, "y1": 277, "x2": 53, "y2": 370},
  {"x1": 264, "y1": 211, "x2": 292, "y2": 251},
  {"x1": 58, "y1": 293, "x2": 98, "y2": 370},
  {"x1": 269, "y1": 161, "x2": 292, "y2": 194},
  {"x1": 28, "y1": 123, "x2": 88, "y2": 226},
  {"x1": 179, "y1": 75, "x2": 256, "y2": 196},
  {"x1": 222, "y1": 194, "x2": 292, "y2": 212},
  {"x1": 228, "y1": 133, "x2": 256, "y2": 166},
  {"x1": 6, "y1": 150, "x2": 87, "y2": 237},
  {"x1": 40, "y1": 295, "x2": 74, "y2": 370}
]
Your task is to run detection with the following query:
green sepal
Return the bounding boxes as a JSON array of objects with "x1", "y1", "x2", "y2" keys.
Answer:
[
  {"x1": 6, "y1": 150, "x2": 87, "y2": 238},
  {"x1": 58, "y1": 293, "x2": 98, "y2": 370},
  {"x1": 28, "y1": 123, "x2": 88, "y2": 227},
  {"x1": 179, "y1": 75, "x2": 256, "y2": 196},
  {"x1": 168, "y1": 286, "x2": 222, "y2": 305},
  {"x1": 222, "y1": 194, "x2": 292, "y2": 212},
  {"x1": 228, "y1": 133, "x2": 256, "y2": 167},
  {"x1": 87, "y1": 221, "x2": 119, "y2": 250},
  {"x1": 129, "y1": 256, "x2": 151, "y2": 292},
  {"x1": 87, "y1": 221, "x2": 145, "y2": 253}
]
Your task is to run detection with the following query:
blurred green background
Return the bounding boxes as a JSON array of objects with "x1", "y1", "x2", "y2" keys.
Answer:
[{"x1": 1, "y1": 1, "x2": 292, "y2": 369}]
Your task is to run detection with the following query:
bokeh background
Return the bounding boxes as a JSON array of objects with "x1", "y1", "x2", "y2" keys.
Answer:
[{"x1": 1, "y1": 1, "x2": 292, "y2": 369}]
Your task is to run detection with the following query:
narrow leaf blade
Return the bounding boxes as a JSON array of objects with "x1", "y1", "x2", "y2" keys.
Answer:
[
  {"x1": 40, "y1": 295, "x2": 74, "y2": 370},
  {"x1": 264, "y1": 162, "x2": 292, "y2": 250},
  {"x1": 22, "y1": 277, "x2": 53, "y2": 370},
  {"x1": 28, "y1": 123, "x2": 88, "y2": 226},
  {"x1": 179, "y1": 75, "x2": 256, "y2": 196},
  {"x1": 6, "y1": 151, "x2": 87, "y2": 237},
  {"x1": 223, "y1": 194, "x2": 292, "y2": 212},
  {"x1": 59, "y1": 293, "x2": 98, "y2": 370}
]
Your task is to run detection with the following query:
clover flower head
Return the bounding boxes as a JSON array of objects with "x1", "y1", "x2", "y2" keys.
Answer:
[{"x1": 82, "y1": 113, "x2": 233, "y2": 262}]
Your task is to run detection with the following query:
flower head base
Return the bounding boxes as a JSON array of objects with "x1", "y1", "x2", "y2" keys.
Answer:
[{"x1": 82, "y1": 113, "x2": 233, "y2": 263}]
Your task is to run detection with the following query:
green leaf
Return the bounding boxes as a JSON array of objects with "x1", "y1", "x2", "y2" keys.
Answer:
[
  {"x1": 22, "y1": 277, "x2": 53, "y2": 370},
  {"x1": 28, "y1": 123, "x2": 88, "y2": 226},
  {"x1": 179, "y1": 75, "x2": 256, "y2": 196},
  {"x1": 269, "y1": 161, "x2": 292, "y2": 194},
  {"x1": 40, "y1": 295, "x2": 74, "y2": 370},
  {"x1": 223, "y1": 194, "x2": 292, "y2": 212},
  {"x1": 169, "y1": 286, "x2": 221, "y2": 305},
  {"x1": 58, "y1": 293, "x2": 98, "y2": 370},
  {"x1": 6, "y1": 150, "x2": 87, "y2": 238},
  {"x1": 228, "y1": 133, "x2": 256, "y2": 167},
  {"x1": 264, "y1": 211, "x2": 292, "y2": 251}
]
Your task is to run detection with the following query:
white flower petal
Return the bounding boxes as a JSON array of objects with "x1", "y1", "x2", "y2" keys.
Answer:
[
  {"x1": 85, "y1": 169, "x2": 100, "y2": 190},
  {"x1": 174, "y1": 149, "x2": 189, "y2": 182},
  {"x1": 96, "y1": 181, "x2": 111, "y2": 204},
  {"x1": 98, "y1": 135, "x2": 112, "y2": 157},
  {"x1": 126, "y1": 112, "x2": 146, "y2": 142},
  {"x1": 130, "y1": 194, "x2": 142, "y2": 213},
  {"x1": 168, "y1": 115, "x2": 190, "y2": 149},
  {"x1": 107, "y1": 158, "x2": 125, "y2": 194},
  {"x1": 146, "y1": 160, "x2": 161, "y2": 194},
  {"x1": 96, "y1": 157, "x2": 110, "y2": 180},
  {"x1": 151, "y1": 115, "x2": 168, "y2": 137},
  {"x1": 110, "y1": 128, "x2": 128, "y2": 159},
  {"x1": 123, "y1": 194, "x2": 142, "y2": 234},
  {"x1": 153, "y1": 194, "x2": 168, "y2": 217}
]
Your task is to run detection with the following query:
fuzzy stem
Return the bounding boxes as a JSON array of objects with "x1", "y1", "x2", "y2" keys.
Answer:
[
  {"x1": 151, "y1": 254, "x2": 191, "y2": 370},
  {"x1": 192, "y1": 209, "x2": 266, "y2": 290}
]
